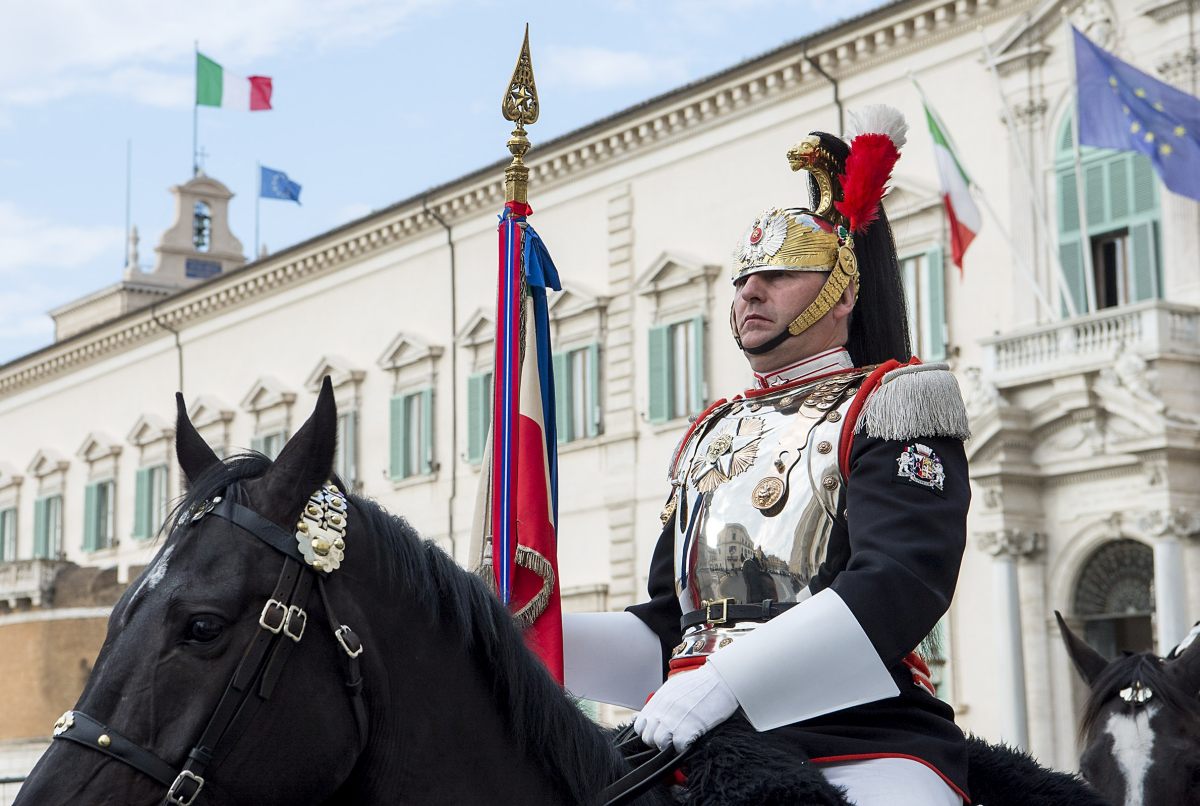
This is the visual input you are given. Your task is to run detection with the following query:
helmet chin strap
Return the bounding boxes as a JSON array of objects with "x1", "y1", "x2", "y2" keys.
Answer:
[{"x1": 731, "y1": 247, "x2": 858, "y2": 357}]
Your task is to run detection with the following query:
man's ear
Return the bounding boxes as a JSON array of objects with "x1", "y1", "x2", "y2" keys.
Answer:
[{"x1": 832, "y1": 282, "x2": 858, "y2": 323}]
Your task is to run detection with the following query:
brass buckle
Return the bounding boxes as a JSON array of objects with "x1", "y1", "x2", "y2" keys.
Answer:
[
  {"x1": 283, "y1": 606, "x2": 307, "y2": 642},
  {"x1": 335, "y1": 625, "x2": 364, "y2": 658},
  {"x1": 258, "y1": 599, "x2": 286, "y2": 634},
  {"x1": 702, "y1": 597, "x2": 735, "y2": 626},
  {"x1": 167, "y1": 770, "x2": 204, "y2": 806}
]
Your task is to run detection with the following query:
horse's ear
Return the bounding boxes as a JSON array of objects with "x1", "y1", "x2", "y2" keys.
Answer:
[
  {"x1": 175, "y1": 393, "x2": 221, "y2": 486},
  {"x1": 1167, "y1": 623, "x2": 1200, "y2": 694},
  {"x1": 1055, "y1": 610, "x2": 1109, "y2": 685},
  {"x1": 257, "y1": 376, "x2": 338, "y2": 528}
]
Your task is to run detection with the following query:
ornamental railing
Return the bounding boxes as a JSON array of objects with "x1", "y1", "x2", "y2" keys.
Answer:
[
  {"x1": 981, "y1": 300, "x2": 1200, "y2": 385},
  {"x1": 0, "y1": 559, "x2": 69, "y2": 610}
]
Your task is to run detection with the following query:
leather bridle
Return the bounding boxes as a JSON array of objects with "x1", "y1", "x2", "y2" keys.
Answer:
[{"x1": 51, "y1": 481, "x2": 368, "y2": 806}]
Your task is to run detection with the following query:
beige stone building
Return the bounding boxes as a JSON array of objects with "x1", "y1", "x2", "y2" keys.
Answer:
[{"x1": 2, "y1": 0, "x2": 1198, "y2": 797}]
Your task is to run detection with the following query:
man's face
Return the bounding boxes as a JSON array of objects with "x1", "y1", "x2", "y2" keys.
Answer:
[{"x1": 732, "y1": 269, "x2": 852, "y2": 371}]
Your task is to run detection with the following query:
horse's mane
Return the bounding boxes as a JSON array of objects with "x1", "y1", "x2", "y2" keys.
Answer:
[
  {"x1": 1080, "y1": 650, "x2": 1200, "y2": 741},
  {"x1": 172, "y1": 454, "x2": 657, "y2": 806}
]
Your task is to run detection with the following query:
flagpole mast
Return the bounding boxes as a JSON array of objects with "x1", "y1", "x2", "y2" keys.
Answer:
[
  {"x1": 124, "y1": 138, "x2": 132, "y2": 269},
  {"x1": 976, "y1": 28, "x2": 1081, "y2": 319},
  {"x1": 192, "y1": 41, "x2": 200, "y2": 176},
  {"x1": 1063, "y1": 13, "x2": 1099, "y2": 313},
  {"x1": 910, "y1": 75, "x2": 1058, "y2": 322},
  {"x1": 255, "y1": 161, "x2": 261, "y2": 259}
]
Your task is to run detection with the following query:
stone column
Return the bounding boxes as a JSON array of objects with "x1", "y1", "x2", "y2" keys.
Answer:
[
  {"x1": 977, "y1": 528, "x2": 1044, "y2": 749},
  {"x1": 1138, "y1": 509, "x2": 1200, "y2": 653}
]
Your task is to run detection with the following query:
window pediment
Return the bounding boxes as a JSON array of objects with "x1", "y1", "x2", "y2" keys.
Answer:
[
  {"x1": 241, "y1": 376, "x2": 297, "y2": 413},
  {"x1": 127, "y1": 414, "x2": 174, "y2": 448},
  {"x1": 455, "y1": 309, "x2": 494, "y2": 350},
  {"x1": 306, "y1": 354, "x2": 367, "y2": 392},
  {"x1": 548, "y1": 285, "x2": 609, "y2": 321},
  {"x1": 188, "y1": 395, "x2": 236, "y2": 429},
  {"x1": 636, "y1": 252, "x2": 721, "y2": 298},
  {"x1": 0, "y1": 461, "x2": 23, "y2": 490},
  {"x1": 28, "y1": 448, "x2": 69, "y2": 478},
  {"x1": 376, "y1": 336, "x2": 443, "y2": 373},
  {"x1": 77, "y1": 431, "x2": 123, "y2": 462}
]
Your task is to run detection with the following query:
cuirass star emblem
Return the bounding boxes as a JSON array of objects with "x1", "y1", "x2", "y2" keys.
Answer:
[{"x1": 690, "y1": 416, "x2": 766, "y2": 493}]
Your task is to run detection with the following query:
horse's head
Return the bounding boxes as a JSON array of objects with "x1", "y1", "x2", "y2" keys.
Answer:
[
  {"x1": 1056, "y1": 611, "x2": 1200, "y2": 806},
  {"x1": 17, "y1": 379, "x2": 368, "y2": 805}
]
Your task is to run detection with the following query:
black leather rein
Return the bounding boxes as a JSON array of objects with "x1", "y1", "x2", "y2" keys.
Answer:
[{"x1": 51, "y1": 484, "x2": 367, "y2": 806}]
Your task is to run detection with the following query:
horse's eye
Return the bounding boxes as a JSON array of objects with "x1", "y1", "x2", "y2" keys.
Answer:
[{"x1": 185, "y1": 616, "x2": 224, "y2": 643}]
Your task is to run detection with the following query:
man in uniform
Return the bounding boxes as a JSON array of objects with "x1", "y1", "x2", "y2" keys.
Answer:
[{"x1": 564, "y1": 107, "x2": 971, "y2": 805}]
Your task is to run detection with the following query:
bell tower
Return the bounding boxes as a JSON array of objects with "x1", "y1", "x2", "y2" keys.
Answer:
[{"x1": 142, "y1": 172, "x2": 245, "y2": 286}]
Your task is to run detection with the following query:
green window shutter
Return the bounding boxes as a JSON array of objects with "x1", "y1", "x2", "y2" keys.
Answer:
[
  {"x1": 689, "y1": 315, "x2": 706, "y2": 414},
  {"x1": 923, "y1": 245, "x2": 947, "y2": 361},
  {"x1": 1058, "y1": 170, "x2": 1080, "y2": 235},
  {"x1": 552, "y1": 351, "x2": 571, "y2": 443},
  {"x1": 344, "y1": 412, "x2": 358, "y2": 486},
  {"x1": 33, "y1": 498, "x2": 48, "y2": 559},
  {"x1": 1129, "y1": 220, "x2": 1161, "y2": 302},
  {"x1": 1059, "y1": 240, "x2": 1087, "y2": 317},
  {"x1": 133, "y1": 467, "x2": 152, "y2": 540},
  {"x1": 250, "y1": 435, "x2": 265, "y2": 454},
  {"x1": 647, "y1": 325, "x2": 672, "y2": 424},
  {"x1": 587, "y1": 342, "x2": 601, "y2": 438},
  {"x1": 1084, "y1": 162, "x2": 1107, "y2": 229},
  {"x1": 1108, "y1": 156, "x2": 1130, "y2": 220},
  {"x1": 467, "y1": 372, "x2": 489, "y2": 464},
  {"x1": 83, "y1": 482, "x2": 99, "y2": 552},
  {"x1": 420, "y1": 388, "x2": 434, "y2": 475},
  {"x1": 1131, "y1": 154, "x2": 1157, "y2": 214},
  {"x1": 389, "y1": 395, "x2": 405, "y2": 480}
]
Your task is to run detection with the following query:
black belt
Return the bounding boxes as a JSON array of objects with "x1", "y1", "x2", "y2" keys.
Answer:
[{"x1": 680, "y1": 597, "x2": 796, "y2": 630}]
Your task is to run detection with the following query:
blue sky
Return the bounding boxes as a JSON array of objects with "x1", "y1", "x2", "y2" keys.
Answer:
[{"x1": 0, "y1": 0, "x2": 884, "y2": 364}]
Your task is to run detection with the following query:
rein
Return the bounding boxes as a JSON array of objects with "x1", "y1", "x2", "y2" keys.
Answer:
[{"x1": 51, "y1": 481, "x2": 367, "y2": 806}]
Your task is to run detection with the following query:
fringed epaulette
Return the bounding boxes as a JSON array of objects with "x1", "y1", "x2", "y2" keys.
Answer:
[{"x1": 853, "y1": 362, "x2": 971, "y2": 441}]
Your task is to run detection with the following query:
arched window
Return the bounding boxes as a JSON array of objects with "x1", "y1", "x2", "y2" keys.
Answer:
[
  {"x1": 1073, "y1": 538, "x2": 1155, "y2": 658},
  {"x1": 192, "y1": 201, "x2": 212, "y2": 252},
  {"x1": 1055, "y1": 116, "x2": 1161, "y2": 312}
]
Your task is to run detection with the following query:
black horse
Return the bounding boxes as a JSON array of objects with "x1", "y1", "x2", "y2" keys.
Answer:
[
  {"x1": 16, "y1": 381, "x2": 1106, "y2": 805},
  {"x1": 1057, "y1": 611, "x2": 1200, "y2": 806}
]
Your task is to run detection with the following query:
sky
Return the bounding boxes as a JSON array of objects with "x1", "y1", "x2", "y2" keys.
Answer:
[{"x1": 0, "y1": 0, "x2": 887, "y2": 365}]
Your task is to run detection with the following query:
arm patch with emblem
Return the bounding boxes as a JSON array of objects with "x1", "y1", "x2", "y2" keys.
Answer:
[{"x1": 894, "y1": 442, "x2": 946, "y2": 496}]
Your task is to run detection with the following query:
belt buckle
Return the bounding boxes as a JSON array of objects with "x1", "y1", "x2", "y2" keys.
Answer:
[
  {"x1": 167, "y1": 770, "x2": 204, "y2": 806},
  {"x1": 702, "y1": 597, "x2": 735, "y2": 626}
]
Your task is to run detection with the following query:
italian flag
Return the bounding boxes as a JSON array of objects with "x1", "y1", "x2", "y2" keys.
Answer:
[
  {"x1": 196, "y1": 53, "x2": 272, "y2": 111},
  {"x1": 924, "y1": 104, "x2": 981, "y2": 271}
]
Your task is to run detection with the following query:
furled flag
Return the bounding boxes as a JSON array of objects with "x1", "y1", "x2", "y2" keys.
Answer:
[
  {"x1": 1073, "y1": 26, "x2": 1200, "y2": 201},
  {"x1": 473, "y1": 29, "x2": 565, "y2": 683},
  {"x1": 196, "y1": 52, "x2": 273, "y2": 111},
  {"x1": 923, "y1": 103, "x2": 982, "y2": 271},
  {"x1": 259, "y1": 166, "x2": 302, "y2": 204}
]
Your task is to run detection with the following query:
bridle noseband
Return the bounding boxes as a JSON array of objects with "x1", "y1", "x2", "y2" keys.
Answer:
[{"x1": 52, "y1": 481, "x2": 367, "y2": 806}]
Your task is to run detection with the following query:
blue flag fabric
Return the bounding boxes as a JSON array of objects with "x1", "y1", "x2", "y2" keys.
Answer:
[
  {"x1": 1073, "y1": 26, "x2": 1200, "y2": 200},
  {"x1": 259, "y1": 166, "x2": 302, "y2": 204}
]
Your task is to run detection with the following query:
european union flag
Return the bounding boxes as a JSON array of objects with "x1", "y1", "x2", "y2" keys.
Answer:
[
  {"x1": 1073, "y1": 26, "x2": 1200, "y2": 201},
  {"x1": 259, "y1": 166, "x2": 302, "y2": 204}
]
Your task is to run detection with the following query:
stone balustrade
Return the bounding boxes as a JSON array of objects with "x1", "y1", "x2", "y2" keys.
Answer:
[
  {"x1": 981, "y1": 300, "x2": 1200, "y2": 385},
  {"x1": 0, "y1": 560, "x2": 69, "y2": 610}
]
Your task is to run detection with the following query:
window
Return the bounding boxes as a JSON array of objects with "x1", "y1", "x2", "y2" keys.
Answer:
[
  {"x1": 648, "y1": 315, "x2": 706, "y2": 424},
  {"x1": 33, "y1": 494, "x2": 63, "y2": 559},
  {"x1": 467, "y1": 371, "x2": 494, "y2": 465},
  {"x1": 1074, "y1": 538, "x2": 1155, "y2": 659},
  {"x1": 926, "y1": 617, "x2": 953, "y2": 703},
  {"x1": 133, "y1": 464, "x2": 169, "y2": 541},
  {"x1": 253, "y1": 430, "x2": 287, "y2": 460},
  {"x1": 0, "y1": 508, "x2": 14, "y2": 562},
  {"x1": 1056, "y1": 117, "x2": 1161, "y2": 313},
  {"x1": 335, "y1": 412, "x2": 358, "y2": 488},
  {"x1": 900, "y1": 246, "x2": 947, "y2": 360},
  {"x1": 84, "y1": 480, "x2": 116, "y2": 552},
  {"x1": 389, "y1": 388, "x2": 433, "y2": 479},
  {"x1": 193, "y1": 201, "x2": 212, "y2": 252},
  {"x1": 553, "y1": 345, "x2": 601, "y2": 443}
]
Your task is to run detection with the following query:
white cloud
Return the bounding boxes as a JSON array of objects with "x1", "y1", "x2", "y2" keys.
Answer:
[
  {"x1": 542, "y1": 45, "x2": 689, "y2": 91},
  {"x1": 0, "y1": 0, "x2": 438, "y2": 108},
  {"x1": 0, "y1": 202, "x2": 123, "y2": 277}
]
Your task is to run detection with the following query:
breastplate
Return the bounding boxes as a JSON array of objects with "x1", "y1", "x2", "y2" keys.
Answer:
[{"x1": 669, "y1": 371, "x2": 865, "y2": 619}]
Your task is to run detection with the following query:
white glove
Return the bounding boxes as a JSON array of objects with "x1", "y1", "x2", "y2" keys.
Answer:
[{"x1": 633, "y1": 663, "x2": 739, "y2": 752}]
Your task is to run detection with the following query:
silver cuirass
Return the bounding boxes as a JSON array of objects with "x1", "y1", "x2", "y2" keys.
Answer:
[{"x1": 667, "y1": 370, "x2": 866, "y2": 657}]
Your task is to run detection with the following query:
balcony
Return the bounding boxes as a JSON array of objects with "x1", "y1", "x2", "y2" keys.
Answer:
[
  {"x1": 981, "y1": 300, "x2": 1200, "y2": 388},
  {"x1": 0, "y1": 560, "x2": 70, "y2": 610}
]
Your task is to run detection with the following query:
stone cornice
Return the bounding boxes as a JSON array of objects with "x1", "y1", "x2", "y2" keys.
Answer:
[
  {"x1": 977, "y1": 528, "x2": 1046, "y2": 557},
  {"x1": 0, "y1": 0, "x2": 1035, "y2": 399}
]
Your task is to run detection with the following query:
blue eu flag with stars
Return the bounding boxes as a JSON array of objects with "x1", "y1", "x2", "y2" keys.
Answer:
[
  {"x1": 260, "y1": 166, "x2": 302, "y2": 204},
  {"x1": 1073, "y1": 26, "x2": 1200, "y2": 201}
]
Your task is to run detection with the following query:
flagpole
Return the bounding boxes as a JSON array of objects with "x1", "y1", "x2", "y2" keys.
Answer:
[
  {"x1": 124, "y1": 138, "x2": 132, "y2": 269},
  {"x1": 192, "y1": 41, "x2": 200, "y2": 176},
  {"x1": 976, "y1": 27, "x2": 1081, "y2": 319},
  {"x1": 1063, "y1": 15, "x2": 1099, "y2": 313},
  {"x1": 910, "y1": 75, "x2": 1058, "y2": 322},
  {"x1": 255, "y1": 161, "x2": 261, "y2": 258}
]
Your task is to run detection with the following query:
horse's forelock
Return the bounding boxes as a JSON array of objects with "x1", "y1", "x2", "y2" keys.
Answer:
[{"x1": 1081, "y1": 652, "x2": 1200, "y2": 742}]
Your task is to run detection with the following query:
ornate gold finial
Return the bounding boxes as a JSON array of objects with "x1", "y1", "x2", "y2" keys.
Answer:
[
  {"x1": 502, "y1": 24, "x2": 539, "y2": 204},
  {"x1": 785, "y1": 135, "x2": 845, "y2": 228}
]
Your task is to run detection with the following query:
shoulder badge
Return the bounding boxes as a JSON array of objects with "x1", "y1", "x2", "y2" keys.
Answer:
[
  {"x1": 854, "y1": 362, "x2": 971, "y2": 442},
  {"x1": 895, "y1": 443, "x2": 946, "y2": 494}
]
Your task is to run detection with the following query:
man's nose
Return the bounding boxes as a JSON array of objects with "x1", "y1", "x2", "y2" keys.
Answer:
[{"x1": 738, "y1": 273, "x2": 767, "y2": 301}]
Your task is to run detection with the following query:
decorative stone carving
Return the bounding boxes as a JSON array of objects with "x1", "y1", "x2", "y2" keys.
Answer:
[
  {"x1": 1156, "y1": 47, "x2": 1199, "y2": 87},
  {"x1": 977, "y1": 528, "x2": 1045, "y2": 558},
  {"x1": 1002, "y1": 98, "x2": 1049, "y2": 130},
  {"x1": 1072, "y1": 0, "x2": 1118, "y2": 49},
  {"x1": 1137, "y1": 508, "x2": 1200, "y2": 540},
  {"x1": 962, "y1": 366, "x2": 1003, "y2": 418}
]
